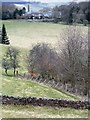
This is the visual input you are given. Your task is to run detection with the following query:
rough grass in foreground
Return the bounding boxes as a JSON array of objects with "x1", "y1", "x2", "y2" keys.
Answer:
[{"x1": 2, "y1": 105, "x2": 88, "y2": 118}]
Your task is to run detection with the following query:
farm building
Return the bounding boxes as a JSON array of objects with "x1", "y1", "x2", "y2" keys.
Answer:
[
  {"x1": 21, "y1": 11, "x2": 54, "y2": 21},
  {"x1": 21, "y1": 4, "x2": 54, "y2": 20},
  {"x1": 24, "y1": 11, "x2": 44, "y2": 19}
]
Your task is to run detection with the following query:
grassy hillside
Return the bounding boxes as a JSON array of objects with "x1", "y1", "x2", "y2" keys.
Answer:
[
  {"x1": 1, "y1": 54, "x2": 88, "y2": 118},
  {"x1": 1, "y1": 72, "x2": 79, "y2": 100},
  {"x1": 2, "y1": 50, "x2": 88, "y2": 118},
  {"x1": 0, "y1": 45, "x2": 79, "y2": 100}
]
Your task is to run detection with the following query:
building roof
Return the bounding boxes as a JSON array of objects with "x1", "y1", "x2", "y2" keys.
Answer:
[{"x1": 25, "y1": 11, "x2": 42, "y2": 15}]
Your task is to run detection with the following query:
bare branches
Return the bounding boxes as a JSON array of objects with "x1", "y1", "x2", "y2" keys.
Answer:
[{"x1": 58, "y1": 26, "x2": 88, "y2": 94}]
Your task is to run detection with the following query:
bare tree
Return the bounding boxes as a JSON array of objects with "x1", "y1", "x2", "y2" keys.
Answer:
[
  {"x1": 27, "y1": 43, "x2": 59, "y2": 79},
  {"x1": 58, "y1": 26, "x2": 88, "y2": 94}
]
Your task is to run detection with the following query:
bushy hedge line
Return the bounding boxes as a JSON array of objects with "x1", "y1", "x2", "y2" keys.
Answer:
[{"x1": 1, "y1": 95, "x2": 89, "y2": 109}]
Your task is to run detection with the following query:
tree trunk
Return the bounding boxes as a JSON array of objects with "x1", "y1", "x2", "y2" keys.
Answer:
[
  {"x1": 42, "y1": 73, "x2": 44, "y2": 79},
  {"x1": 14, "y1": 68, "x2": 16, "y2": 77},
  {"x1": 16, "y1": 70, "x2": 18, "y2": 77},
  {"x1": 71, "y1": 73, "x2": 76, "y2": 93},
  {"x1": 5, "y1": 68, "x2": 7, "y2": 75}
]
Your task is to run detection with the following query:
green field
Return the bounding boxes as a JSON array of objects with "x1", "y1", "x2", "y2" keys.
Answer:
[
  {"x1": 2, "y1": 20, "x2": 63, "y2": 48},
  {"x1": 2, "y1": 20, "x2": 88, "y2": 49},
  {"x1": 1, "y1": 71, "x2": 79, "y2": 100},
  {"x1": 0, "y1": 20, "x2": 88, "y2": 118}
]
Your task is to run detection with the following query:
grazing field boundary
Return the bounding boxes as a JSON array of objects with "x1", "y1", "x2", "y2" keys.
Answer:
[{"x1": 1, "y1": 95, "x2": 89, "y2": 109}]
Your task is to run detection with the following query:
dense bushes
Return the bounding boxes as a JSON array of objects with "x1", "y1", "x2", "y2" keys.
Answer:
[
  {"x1": 0, "y1": 4, "x2": 26, "y2": 20},
  {"x1": 53, "y1": 1, "x2": 90, "y2": 24}
]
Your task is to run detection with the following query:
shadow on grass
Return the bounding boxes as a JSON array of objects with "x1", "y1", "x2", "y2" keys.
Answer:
[{"x1": 2, "y1": 73, "x2": 14, "y2": 77}]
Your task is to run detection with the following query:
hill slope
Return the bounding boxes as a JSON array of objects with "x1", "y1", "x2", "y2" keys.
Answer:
[
  {"x1": 0, "y1": 45, "x2": 80, "y2": 100},
  {"x1": 1, "y1": 73, "x2": 79, "y2": 100},
  {"x1": 1, "y1": 69, "x2": 88, "y2": 118}
]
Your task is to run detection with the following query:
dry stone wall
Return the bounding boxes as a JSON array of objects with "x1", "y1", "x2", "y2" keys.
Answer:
[{"x1": 1, "y1": 95, "x2": 90, "y2": 109}]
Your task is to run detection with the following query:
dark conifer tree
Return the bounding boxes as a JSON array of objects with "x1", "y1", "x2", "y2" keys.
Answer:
[{"x1": 2, "y1": 24, "x2": 10, "y2": 45}]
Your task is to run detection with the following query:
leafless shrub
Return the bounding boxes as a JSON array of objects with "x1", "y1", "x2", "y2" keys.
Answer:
[
  {"x1": 58, "y1": 26, "x2": 88, "y2": 95},
  {"x1": 27, "y1": 43, "x2": 59, "y2": 80}
]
